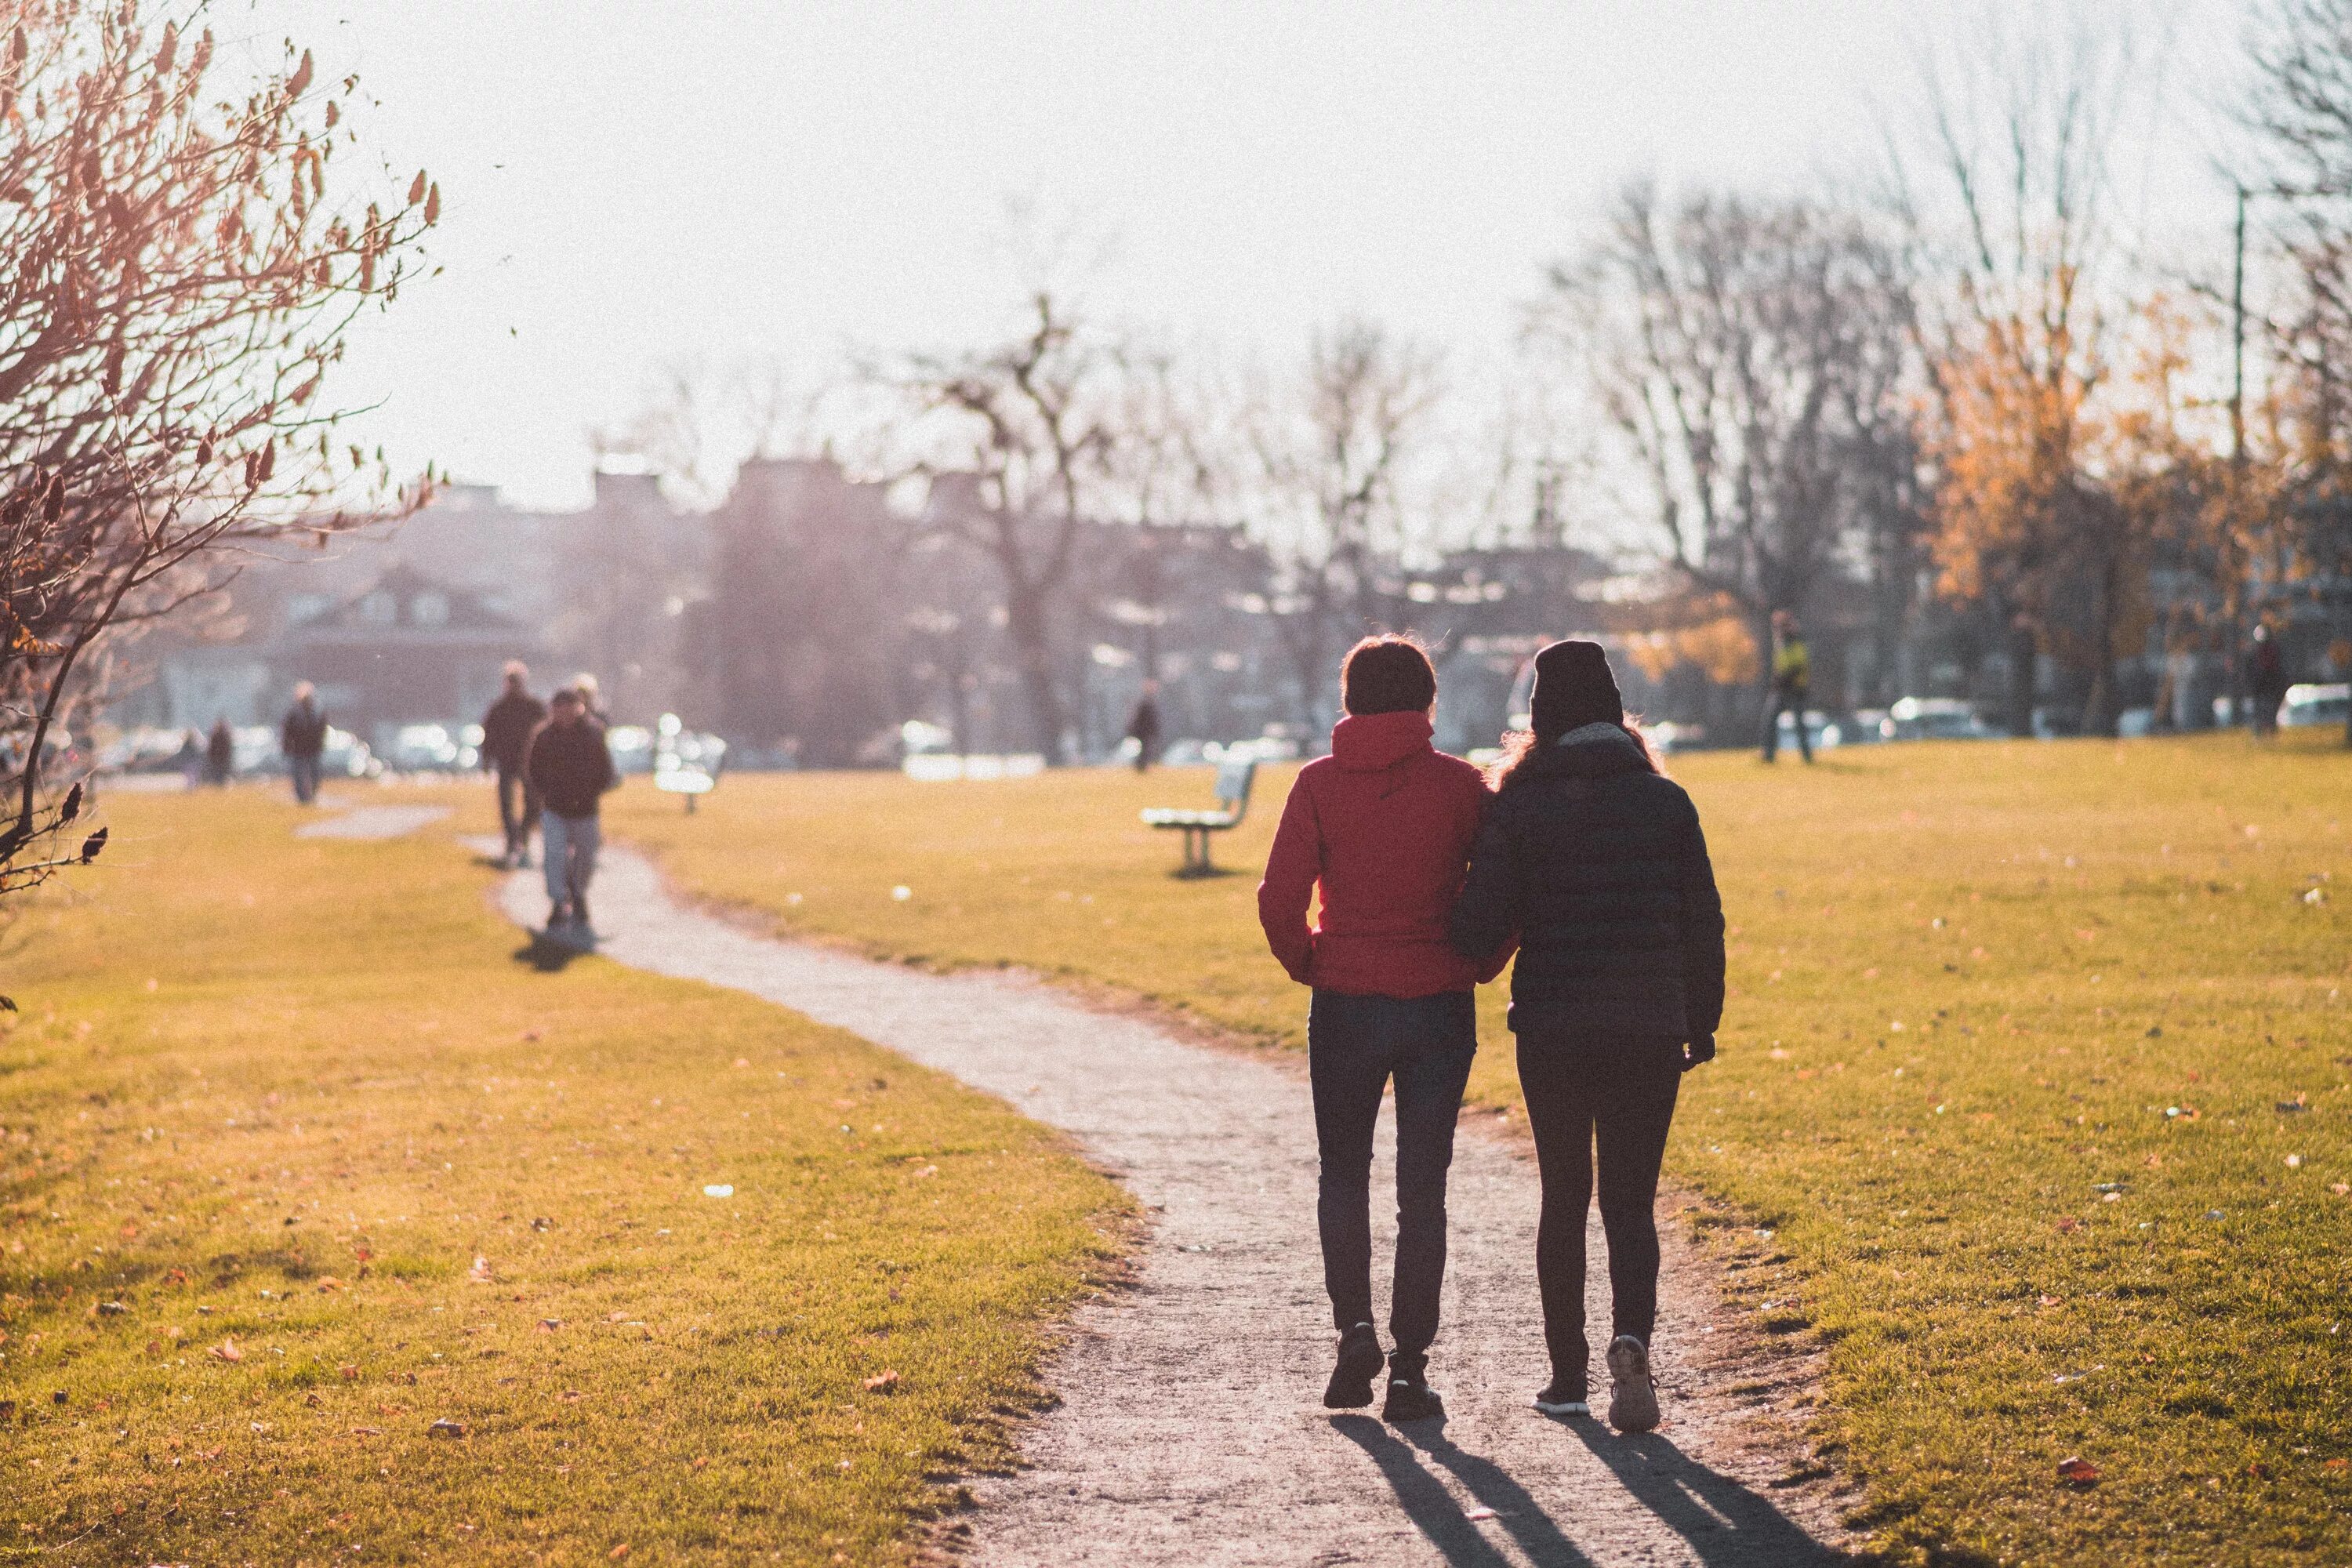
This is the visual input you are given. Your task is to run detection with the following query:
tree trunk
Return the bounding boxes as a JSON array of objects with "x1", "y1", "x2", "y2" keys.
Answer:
[
  {"x1": 2078, "y1": 554, "x2": 2122, "y2": 738},
  {"x1": 1003, "y1": 583, "x2": 1068, "y2": 763},
  {"x1": 2005, "y1": 615, "x2": 2039, "y2": 739}
]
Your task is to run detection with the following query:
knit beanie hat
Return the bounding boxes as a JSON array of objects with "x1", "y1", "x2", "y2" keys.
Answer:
[{"x1": 1528, "y1": 639, "x2": 1623, "y2": 736}]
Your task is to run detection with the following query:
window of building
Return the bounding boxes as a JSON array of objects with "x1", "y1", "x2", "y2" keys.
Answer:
[{"x1": 410, "y1": 592, "x2": 450, "y2": 627}]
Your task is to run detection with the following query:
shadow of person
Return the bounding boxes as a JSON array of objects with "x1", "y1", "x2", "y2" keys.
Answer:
[
  {"x1": 1394, "y1": 1424, "x2": 1598, "y2": 1567},
  {"x1": 1559, "y1": 1421, "x2": 1846, "y2": 1566},
  {"x1": 1330, "y1": 1414, "x2": 1559, "y2": 1568},
  {"x1": 513, "y1": 931, "x2": 590, "y2": 973}
]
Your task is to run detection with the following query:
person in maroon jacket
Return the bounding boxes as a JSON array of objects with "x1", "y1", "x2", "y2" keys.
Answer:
[{"x1": 1258, "y1": 635, "x2": 1508, "y2": 1424}]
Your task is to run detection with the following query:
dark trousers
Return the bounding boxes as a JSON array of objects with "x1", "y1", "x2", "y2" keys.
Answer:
[
  {"x1": 1516, "y1": 1033, "x2": 1682, "y2": 1393},
  {"x1": 287, "y1": 754, "x2": 321, "y2": 804},
  {"x1": 1308, "y1": 989, "x2": 1477, "y2": 1366},
  {"x1": 1761, "y1": 689, "x2": 1811, "y2": 761},
  {"x1": 495, "y1": 766, "x2": 539, "y2": 855}
]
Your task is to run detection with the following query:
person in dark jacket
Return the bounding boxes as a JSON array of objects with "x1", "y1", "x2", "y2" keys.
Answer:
[
  {"x1": 1259, "y1": 635, "x2": 1510, "y2": 1424},
  {"x1": 524, "y1": 688, "x2": 618, "y2": 931},
  {"x1": 1762, "y1": 609, "x2": 1812, "y2": 763},
  {"x1": 1449, "y1": 638, "x2": 1725, "y2": 1433},
  {"x1": 280, "y1": 684, "x2": 328, "y2": 804},
  {"x1": 481, "y1": 662, "x2": 548, "y2": 867},
  {"x1": 203, "y1": 717, "x2": 234, "y2": 786},
  {"x1": 2248, "y1": 622, "x2": 2289, "y2": 738},
  {"x1": 1125, "y1": 682, "x2": 1164, "y2": 773}
]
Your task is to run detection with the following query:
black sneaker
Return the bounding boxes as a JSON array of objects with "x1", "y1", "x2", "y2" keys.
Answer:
[
  {"x1": 571, "y1": 894, "x2": 591, "y2": 931},
  {"x1": 1532, "y1": 1377, "x2": 1591, "y2": 1418},
  {"x1": 1323, "y1": 1323, "x2": 1384, "y2": 1410},
  {"x1": 1381, "y1": 1356, "x2": 1444, "y2": 1424}
]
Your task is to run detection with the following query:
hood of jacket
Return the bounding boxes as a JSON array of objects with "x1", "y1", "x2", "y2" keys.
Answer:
[
  {"x1": 1329, "y1": 710, "x2": 1435, "y2": 771},
  {"x1": 1509, "y1": 721, "x2": 1651, "y2": 784}
]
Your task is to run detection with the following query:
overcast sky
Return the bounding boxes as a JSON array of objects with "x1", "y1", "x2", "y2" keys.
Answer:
[{"x1": 234, "y1": 0, "x2": 2251, "y2": 510}]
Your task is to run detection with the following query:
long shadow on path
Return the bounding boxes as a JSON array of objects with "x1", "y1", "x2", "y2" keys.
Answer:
[
  {"x1": 1559, "y1": 1421, "x2": 1846, "y2": 1566},
  {"x1": 1334, "y1": 1414, "x2": 1842, "y2": 1568}
]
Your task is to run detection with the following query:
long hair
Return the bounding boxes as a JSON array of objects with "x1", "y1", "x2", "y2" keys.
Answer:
[{"x1": 1486, "y1": 713, "x2": 1666, "y2": 790}]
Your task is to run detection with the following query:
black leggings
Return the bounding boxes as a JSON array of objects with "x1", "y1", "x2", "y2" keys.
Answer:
[{"x1": 1516, "y1": 1034, "x2": 1682, "y2": 1392}]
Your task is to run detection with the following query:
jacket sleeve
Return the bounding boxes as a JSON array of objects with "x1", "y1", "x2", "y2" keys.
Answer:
[
  {"x1": 1679, "y1": 800, "x2": 1727, "y2": 1039},
  {"x1": 521, "y1": 724, "x2": 548, "y2": 792},
  {"x1": 1447, "y1": 795, "x2": 1520, "y2": 964},
  {"x1": 1255, "y1": 774, "x2": 1323, "y2": 985}
]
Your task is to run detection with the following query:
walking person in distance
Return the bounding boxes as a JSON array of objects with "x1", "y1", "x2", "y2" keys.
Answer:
[
  {"x1": 524, "y1": 687, "x2": 617, "y2": 932},
  {"x1": 481, "y1": 662, "x2": 548, "y2": 868},
  {"x1": 1450, "y1": 639, "x2": 1724, "y2": 1432},
  {"x1": 1125, "y1": 681, "x2": 1164, "y2": 773},
  {"x1": 1258, "y1": 635, "x2": 1508, "y2": 1423},
  {"x1": 1761, "y1": 609, "x2": 1812, "y2": 763},
  {"x1": 280, "y1": 682, "x2": 328, "y2": 805}
]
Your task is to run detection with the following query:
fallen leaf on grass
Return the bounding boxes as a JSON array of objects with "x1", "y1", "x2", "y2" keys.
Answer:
[
  {"x1": 467, "y1": 1257, "x2": 494, "y2": 1283},
  {"x1": 315, "y1": 1277, "x2": 346, "y2": 1293},
  {"x1": 208, "y1": 1338, "x2": 242, "y2": 1363},
  {"x1": 2055, "y1": 1218, "x2": 2082, "y2": 1235},
  {"x1": 339, "y1": 1363, "x2": 359, "y2": 1380},
  {"x1": 606, "y1": 1311, "x2": 630, "y2": 1323},
  {"x1": 535, "y1": 1318, "x2": 563, "y2": 1333},
  {"x1": 2325, "y1": 1458, "x2": 2348, "y2": 1471},
  {"x1": 350, "y1": 1426, "x2": 383, "y2": 1437},
  {"x1": 862, "y1": 1370, "x2": 900, "y2": 1393},
  {"x1": 427, "y1": 1418, "x2": 467, "y2": 1439},
  {"x1": 2038, "y1": 1295, "x2": 2063, "y2": 1308},
  {"x1": 1465, "y1": 1506, "x2": 1499, "y2": 1521},
  {"x1": 2056, "y1": 1456, "x2": 2100, "y2": 1486},
  {"x1": 610, "y1": 1546, "x2": 630, "y2": 1559}
]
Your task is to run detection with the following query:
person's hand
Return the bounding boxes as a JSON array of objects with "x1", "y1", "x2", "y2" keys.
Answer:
[{"x1": 1682, "y1": 1035, "x2": 1716, "y2": 1073}]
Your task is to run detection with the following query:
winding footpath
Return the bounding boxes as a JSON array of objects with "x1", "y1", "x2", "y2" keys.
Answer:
[{"x1": 490, "y1": 844, "x2": 1846, "y2": 1568}]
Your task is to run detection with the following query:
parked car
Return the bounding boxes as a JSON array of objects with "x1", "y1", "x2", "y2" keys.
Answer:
[
  {"x1": 1879, "y1": 697, "x2": 2005, "y2": 742},
  {"x1": 2281, "y1": 682, "x2": 2350, "y2": 729},
  {"x1": 383, "y1": 723, "x2": 474, "y2": 773}
]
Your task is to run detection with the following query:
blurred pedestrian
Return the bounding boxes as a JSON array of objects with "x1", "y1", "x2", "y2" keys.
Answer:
[
  {"x1": 203, "y1": 717, "x2": 234, "y2": 786},
  {"x1": 1450, "y1": 639, "x2": 1724, "y2": 1433},
  {"x1": 1126, "y1": 682, "x2": 1164, "y2": 773},
  {"x1": 176, "y1": 728, "x2": 204, "y2": 790},
  {"x1": 524, "y1": 687, "x2": 617, "y2": 932},
  {"x1": 1761, "y1": 610, "x2": 1812, "y2": 764},
  {"x1": 280, "y1": 683, "x2": 328, "y2": 805},
  {"x1": 1258, "y1": 634, "x2": 1508, "y2": 1425},
  {"x1": 2248, "y1": 622, "x2": 2288, "y2": 739},
  {"x1": 480, "y1": 662, "x2": 547, "y2": 868},
  {"x1": 572, "y1": 672, "x2": 605, "y2": 723}
]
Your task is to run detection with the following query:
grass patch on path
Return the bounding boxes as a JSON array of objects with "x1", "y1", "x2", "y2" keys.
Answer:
[
  {"x1": 611, "y1": 736, "x2": 2352, "y2": 1566},
  {"x1": 0, "y1": 789, "x2": 1125, "y2": 1566}
]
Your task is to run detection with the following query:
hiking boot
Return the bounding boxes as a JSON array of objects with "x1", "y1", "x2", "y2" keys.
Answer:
[
  {"x1": 1532, "y1": 1376, "x2": 1590, "y2": 1418},
  {"x1": 1381, "y1": 1353, "x2": 1444, "y2": 1424},
  {"x1": 1606, "y1": 1334, "x2": 1659, "y2": 1432},
  {"x1": 1323, "y1": 1322, "x2": 1384, "y2": 1410}
]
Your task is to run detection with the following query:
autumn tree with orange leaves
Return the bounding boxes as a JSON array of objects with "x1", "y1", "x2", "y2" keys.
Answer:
[{"x1": 0, "y1": 0, "x2": 434, "y2": 906}]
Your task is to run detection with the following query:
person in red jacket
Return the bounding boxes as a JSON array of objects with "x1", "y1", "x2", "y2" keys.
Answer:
[{"x1": 1258, "y1": 634, "x2": 1508, "y2": 1424}]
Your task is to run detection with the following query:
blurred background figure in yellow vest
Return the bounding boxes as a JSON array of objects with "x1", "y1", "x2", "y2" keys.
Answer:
[{"x1": 1762, "y1": 610, "x2": 1812, "y2": 764}]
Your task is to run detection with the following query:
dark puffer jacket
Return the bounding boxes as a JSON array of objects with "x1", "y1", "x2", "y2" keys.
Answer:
[{"x1": 1447, "y1": 727, "x2": 1724, "y2": 1042}]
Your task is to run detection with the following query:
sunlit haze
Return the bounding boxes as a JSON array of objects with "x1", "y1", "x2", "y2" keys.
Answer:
[{"x1": 238, "y1": 0, "x2": 2248, "y2": 510}]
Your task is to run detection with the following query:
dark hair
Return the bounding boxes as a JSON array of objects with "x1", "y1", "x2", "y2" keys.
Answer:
[
  {"x1": 550, "y1": 687, "x2": 586, "y2": 707},
  {"x1": 1341, "y1": 635, "x2": 1437, "y2": 717},
  {"x1": 1488, "y1": 716, "x2": 1664, "y2": 789}
]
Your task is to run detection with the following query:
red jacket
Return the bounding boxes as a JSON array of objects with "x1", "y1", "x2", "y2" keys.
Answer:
[{"x1": 1258, "y1": 710, "x2": 1509, "y2": 998}]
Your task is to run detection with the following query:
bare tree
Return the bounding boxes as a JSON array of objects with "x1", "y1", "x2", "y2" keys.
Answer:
[
  {"x1": 0, "y1": 1, "x2": 433, "y2": 905},
  {"x1": 901, "y1": 291, "x2": 1116, "y2": 762},
  {"x1": 1246, "y1": 317, "x2": 1439, "y2": 731},
  {"x1": 1535, "y1": 183, "x2": 1916, "y2": 733},
  {"x1": 1900, "y1": 16, "x2": 2149, "y2": 735}
]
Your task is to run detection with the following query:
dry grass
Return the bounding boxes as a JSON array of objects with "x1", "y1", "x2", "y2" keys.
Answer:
[{"x1": 0, "y1": 788, "x2": 1126, "y2": 1566}]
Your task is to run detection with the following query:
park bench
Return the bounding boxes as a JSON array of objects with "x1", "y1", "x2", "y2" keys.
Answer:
[{"x1": 1141, "y1": 756, "x2": 1256, "y2": 877}]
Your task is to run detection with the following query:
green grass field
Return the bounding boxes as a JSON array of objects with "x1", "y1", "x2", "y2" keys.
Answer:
[
  {"x1": 0, "y1": 789, "x2": 1125, "y2": 1566},
  {"x1": 608, "y1": 735, "x2": 2352, "y2": 1566}
]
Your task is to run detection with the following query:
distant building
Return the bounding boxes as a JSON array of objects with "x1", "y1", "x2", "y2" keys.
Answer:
[{"x1": 278, "y1": 564, "x2": 539, "y2": 751}]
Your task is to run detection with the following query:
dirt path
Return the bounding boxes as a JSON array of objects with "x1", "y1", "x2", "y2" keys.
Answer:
[
  {"x1": 492, "y1": 846, "x2": 1847, "y2": 1567},
  {"x1": 295, "y1": 803, "x2": 452, "y2": 840}
]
